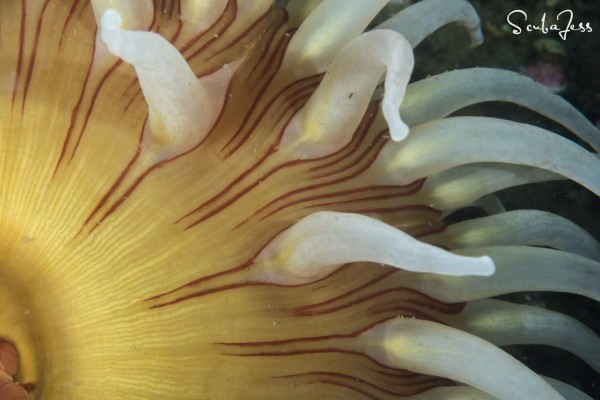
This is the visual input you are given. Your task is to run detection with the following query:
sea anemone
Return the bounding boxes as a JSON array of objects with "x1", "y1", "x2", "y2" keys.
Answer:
[{"x1": 1, "y1": 0, "x2": 598, "y2": 399}]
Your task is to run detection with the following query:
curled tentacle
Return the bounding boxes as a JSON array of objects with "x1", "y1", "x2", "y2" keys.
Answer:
[
  {"x1": 376, "y1": 0, "x2": 483, "y2": 48},
  {"x1": 280, "y1": 29, "x2": 414, "y2": 159}
]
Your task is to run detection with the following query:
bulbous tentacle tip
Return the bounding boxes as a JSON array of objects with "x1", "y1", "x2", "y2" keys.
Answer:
[
  {"x1": 249, "y1": 211, "x2": 494, "y2": 285},
  {"x1": 99, "y1": 9, "x2": 125, "y2": 53},
  {"x1": 91, "y1": 0, "x2": 154, "y2": 31}
]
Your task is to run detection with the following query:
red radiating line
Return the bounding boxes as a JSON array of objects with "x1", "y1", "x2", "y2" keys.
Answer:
[
  {"x1": 147, "y1": 254, "x2": 356, "y2": 308},
  {"x1": 21, "y1": 0, "x2": 51, "y2": 112},
  {"x1": 232, "y1": 126, "x2": 390, "y2": 226},
  {"x1": 180, "y1": 1, "x2": 237, "y2": 55},
  {"x1": 59, "y1": 0, "x2": 83, "y2": 48},
  {"x1": 144, "y1": 258, "x2": 255, "y2": 302},
  {"x1": 253, "y1": 133, "x2": 389, "y2": 222},
  {"x1": 53, "y1": 41, "x2": 96, "y2": 176},
  {"x1": 182, "y1": 90, "x2": 315, "y2": 229},
  {"x1": 164, "y1": 0, "x2": 177, "y2": 21},
  {"x1": 307, "y1": 102, "x2": 380, "y2": 174},
  {"x1": 221, "y1": 76, "x2": 320, "y2": 156},
  {"x1": 298, "y1": 291, "x2": 457, "y2": 319},
  {"x1": 368, "y1": 367, "x2": 421, "y2": 379},
  {"x1": 185, "y1": 0, "x2": 238, "y2": 62},
  {"x1": 12, "y1": 0, "x2": 26, "y2": 106},
  {"x1": 88, "y1": 161, "x2": 159, "y2": 232},
  {"x1": 79, "y1": 126, "x2": 144, "y2": 230},
  {"x1": 222, "y1": 347, "x2": 421, "y2": 379},
  {"x1": 69, "y1": 61, "x2": 123, "y2": 162},
  {"x1": 304, "y1": 182, "x2": 425, "y2": 210},
  {"x1": 239, "y1": 185, "x2": 418, "y2": 229},
  {"x1": 309, "y1": 128, "x2": 384, "y2": 180},
  {"x1": 166, "y1": 15, "x2": 183, "y2": 44},
  {"x1": 248, "y1": 24, "x2": 292, "y2": 80},
  {"x1": 315, "y1": 380, "x2": 380, "y2": 400},
  {"x1": 177, "y1": 147, "x2": 276, "y2": 224},
  {"x1": 149, "y1": 282, "x2": 275, "y2": 309},
  {"x1": 273, "y1": 371, "x2": 446, "y2": 397},
  {"x1": 218, "y1": 318, "x2": 398, "y2": 348},
  {"x1": 223, "y1": 348, "x2": 370, "y2": 359},
  {"x1": 179, "y1": 0, "x2": 233, "y2": 54},
  {"x1": 298, "y1": 287, "x2": 464, "y2": 317},
  {"x1": 295, "y1": 269, "x2": 395, "y2": 312}
]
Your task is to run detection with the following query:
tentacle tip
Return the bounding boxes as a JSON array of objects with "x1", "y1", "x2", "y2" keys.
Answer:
[
  {"x1": 477, "y1": 255, "x2": 495, "y2": 276},
  {"x1": 383, "y1": 97, "x2": 411, "y2": 142},
  {"x1": 432, "y1": 253, "x2": 496, "y2": 277},
  {"x1": 389, "y1": 121, "x2": 410, "y2": 142},
  {"x1": 100, "y1": 9, "x2": 123, "y2": 51},
  {"x1": 100, "y1": 9, "x2": 122, "y2": 31},
  {"x1": 469, "y1": 29, "x2": 484, "y2": 48}
]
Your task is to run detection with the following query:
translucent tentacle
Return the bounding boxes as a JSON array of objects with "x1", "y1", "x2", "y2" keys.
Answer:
[
  {"x1": 358, "y1": 318, "x2": 564, "y2": 400},
  {"x1": 284, "y1": 0, "x2": 323, "y2": 26},
  {"x1": 231, "y1": 0, "x2": 274, "y2": 35},
  {"x1": 180, "y1": 0, "x2": 272, "y2": 39},
  {"x1": 400, "y1": 68, "x2": 600, "y2": 151},
  {"x1": 417, "y1": 163, "x2": 563, "y2": 210},
  {"x1": 424, "y1": 210, "x2": 600, "y2": 260},
  {"x1": 249, "y1": 211, "x2": 493, "y2": 285},
  {"x1": 443, "y1": 193, "x2": 506, "y2": 217},
  {"x1": 408, "y1": 386, "x2": 496, "y2": 400},
  {"x1": 444, "y1": 299, "x2": 600, "y2": 372},
  {"x1": 281, "y1": 0, "x2": 390, "y2": 78},
  {"x1": 376, "y1": 0, "x2": 483, "y2": 48},
  {"x1": 179, "y1": 0, "x2": 228, "y2": 32},
  {"x1": 280, "y1": 29, "x2": 413, "y2": 159},
  {"x1": 410, "y1": 381, "x2": 592, "y2": 400},
  {"x1": 543, "y1": 378, "x2": 595, "y2": 400},
  {"x1": 368, "y1": 117, "x2": 600, "y2": 196},
  {"x1": 403, "y1": 246, "x2": 600, "y2": 302},
  {"x1": 91, "y1": 0, "x2": 154, "y2": 30},
  {"x1": 100, "y1": 9, "x2": 232, "y2": 160}
]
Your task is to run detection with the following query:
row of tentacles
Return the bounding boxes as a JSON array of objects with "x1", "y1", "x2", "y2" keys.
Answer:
[
  {"x1": 88, "y1": 0, "x2": 600, "y2": 398},
  {"x1": 1, "y1": 0, "x2": 599, "y2": 399}
]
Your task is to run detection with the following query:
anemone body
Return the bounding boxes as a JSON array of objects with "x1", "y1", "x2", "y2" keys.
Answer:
[{"x1": 0, "y1": 1, "x2": 598, "y2": 399}]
